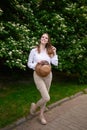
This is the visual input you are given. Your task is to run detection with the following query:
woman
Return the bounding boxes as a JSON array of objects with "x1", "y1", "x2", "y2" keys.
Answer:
[{"x1": 27, "y1": 33, "x2": 58, "y2": 125}]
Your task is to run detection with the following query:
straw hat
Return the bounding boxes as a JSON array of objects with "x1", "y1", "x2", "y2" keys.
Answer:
[{"x1": 35, "y1": 60, "x2": 51, "y2": 77}]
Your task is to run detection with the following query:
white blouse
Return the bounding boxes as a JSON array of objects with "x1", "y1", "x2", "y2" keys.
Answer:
[{"x1": 27, "y1": 48, "x2": 58, "y2": 70}]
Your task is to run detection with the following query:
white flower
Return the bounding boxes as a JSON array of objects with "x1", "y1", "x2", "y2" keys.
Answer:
[{"x1": 8, "y1": 51, "x2": 12, "y2": 56}]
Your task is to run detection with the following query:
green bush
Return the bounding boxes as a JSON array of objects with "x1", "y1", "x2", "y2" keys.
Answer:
[{"x1": 0, "y1": 0, "x2": 87, "y2": 83}]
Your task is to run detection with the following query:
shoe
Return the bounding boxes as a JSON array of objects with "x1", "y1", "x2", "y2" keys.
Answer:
[
  {"x1": 40, "y1": 115, "x2": 47, "y2": 125},
  {"x1": 30, "y1": 103, "x2": 36, "y2": 115}
]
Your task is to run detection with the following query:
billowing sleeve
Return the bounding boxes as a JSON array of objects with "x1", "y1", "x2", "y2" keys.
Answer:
[
  {"x1": 50, "y1": 54, "x2": 58, "y2": 66},
  {"x1": 27, "y1": 49, "x2": 37, "y2": 70}
]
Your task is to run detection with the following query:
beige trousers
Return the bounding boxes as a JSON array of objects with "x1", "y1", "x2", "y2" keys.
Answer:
[{"x1": 33, "y1": 71, "x2": 52, "y2": 109}]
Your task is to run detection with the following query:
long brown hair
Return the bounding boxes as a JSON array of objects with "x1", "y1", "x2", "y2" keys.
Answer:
[{"x1": 37, "y1": 33, "x2": 54, "y2": 57}]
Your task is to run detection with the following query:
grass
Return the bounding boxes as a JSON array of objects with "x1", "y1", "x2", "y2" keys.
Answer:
[{"x1": 0, "y1": 68, "x2": 87, "y2": 128}]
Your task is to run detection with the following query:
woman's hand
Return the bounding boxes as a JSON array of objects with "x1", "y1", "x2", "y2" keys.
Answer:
[
  {"x1": 38, "y1": 60, "x2": 49, "y2": 65},
  {"x1": 52, "y1": 46, "x2": 56, "y2": 55}
]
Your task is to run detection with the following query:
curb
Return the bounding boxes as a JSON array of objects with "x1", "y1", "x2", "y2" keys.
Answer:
[
  {"x1": 0, "y1": 90, "x2": 87, "y2": 130},
  {"x1": 48, "y1": 91, "x2": 84, "y2": 109}
]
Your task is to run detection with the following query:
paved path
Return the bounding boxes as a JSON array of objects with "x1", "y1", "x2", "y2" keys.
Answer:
[{"x1": 9, "y1": 94, "x2": 87, "y2": 130}]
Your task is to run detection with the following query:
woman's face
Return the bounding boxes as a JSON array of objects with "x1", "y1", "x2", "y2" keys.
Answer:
[{"x1": 40, "y1": 34, "x2": 49, "y2": 45}]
